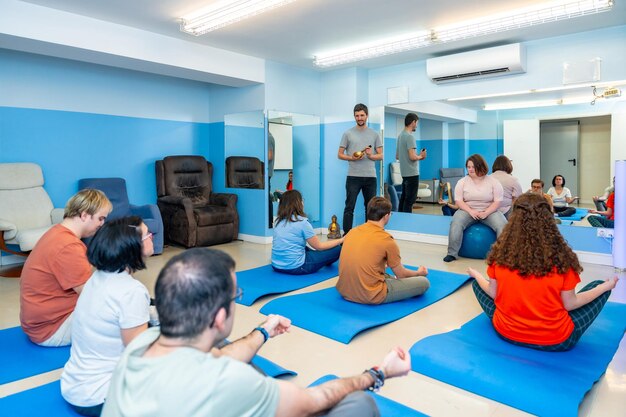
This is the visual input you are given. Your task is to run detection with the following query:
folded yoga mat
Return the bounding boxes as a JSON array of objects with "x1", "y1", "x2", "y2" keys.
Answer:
[
  {"x1": 236, "y1": 263, "x2": 339, "y2": 306},
  {"x1": 558, "y1": 207, "x2": 589, "y2": 221},
  {"x1": 409, "y1": 302, "x2": 626, "y2": 417},
  {"x1": 310, "y1": 375, "x2": 428, "y2": 416},
  {"x1": 260, "y1": 268, "x2": 471, "y2": 343},
  {"x1": 252, "y1": 354, "x2": 297, "y2": 378},
  {"x1": 0, "y1": 327, "x2": 70, "y2": 385},
  {"x1": 0, "y1": 357, "x2": 295, "y2": 416}
]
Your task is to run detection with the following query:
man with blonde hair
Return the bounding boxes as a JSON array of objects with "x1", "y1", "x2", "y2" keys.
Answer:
[{"x1": 20, "y1": 189, "x2": 112, "y2": 346}]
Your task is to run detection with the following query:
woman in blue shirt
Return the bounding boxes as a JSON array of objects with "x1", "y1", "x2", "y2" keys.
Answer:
[{"x1": 272, "y1": 190, "x2": 344, "y2": 274}]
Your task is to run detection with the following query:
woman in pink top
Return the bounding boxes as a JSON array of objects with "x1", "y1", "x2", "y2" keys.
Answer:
[
  {"x1": 490, "y1": 155, "x2": 523, "y2": 218},
  {"x1": 443, "y1": 154, "x2": 507, "y2": 263}
]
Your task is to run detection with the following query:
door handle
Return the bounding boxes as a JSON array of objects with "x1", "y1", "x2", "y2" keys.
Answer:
[{"x1": 568, "y1": 158, "x2": 576, "y2": 166}]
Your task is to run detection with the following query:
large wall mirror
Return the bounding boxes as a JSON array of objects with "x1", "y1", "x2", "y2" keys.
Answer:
[
  {"x1": 224, "y1": 110, "x2": 266, "y2": 237},
  {"x1": 268, "y1": 110, "x2": 321, "y2": 229},
  {"x1": 383, "y1": 90, "x2": 618, "y2": 228}
]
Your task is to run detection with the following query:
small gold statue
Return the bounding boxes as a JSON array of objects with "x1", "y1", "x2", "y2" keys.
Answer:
[
  {"x1": 352, "y1": 145, "x2": 372, "y2": 159},
  {"x1": 328, "y1": 215, "x2": 342, "y2": 239}
]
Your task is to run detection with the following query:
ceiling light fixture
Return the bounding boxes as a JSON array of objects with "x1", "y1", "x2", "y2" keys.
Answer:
[
  {"x1": 181, "y1": 0, "x2": 297, "y2": 36},
  {"x1": 483, "y1": 96, "x2": 592, "y2": 110},
  {"x1": 314, "y1": 32, "x2": 432, "y2": 68},
  {"x1": 313, "y1": 0, "x2": 613, "y2": 67}
]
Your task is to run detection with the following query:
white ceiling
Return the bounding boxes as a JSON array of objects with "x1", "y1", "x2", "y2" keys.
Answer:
[{"x1": 19, "y1": 0, "x2": 626, "y2": 70}]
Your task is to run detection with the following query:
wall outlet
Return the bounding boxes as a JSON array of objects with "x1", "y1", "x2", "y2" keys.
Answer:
[{"x1": 597, "y1": 228, "x2": 614, "y2": 238}]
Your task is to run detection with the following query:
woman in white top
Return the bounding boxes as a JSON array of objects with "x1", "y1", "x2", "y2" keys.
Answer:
[
  {"x1": 490, "y1": 155, "x2": 523, "y2": 218},
  {"x1": 444, "y1": 154, "x2": 507, "y2": 263},
  {"x1": 547, "y1": 175, "x2": 578, "y2": 217},
  {"x1": 61, "y1": 216, "x2": 153, "y2": 416}
]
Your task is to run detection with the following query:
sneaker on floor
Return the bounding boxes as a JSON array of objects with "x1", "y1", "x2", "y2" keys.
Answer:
[{"x1": 443, "y1": 255, "x2": 456, "y2": 263}]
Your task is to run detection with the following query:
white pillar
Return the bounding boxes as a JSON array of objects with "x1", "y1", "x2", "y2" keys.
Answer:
[{"x1": 613, "y1": 160, "x2": 626, "y2": 269}]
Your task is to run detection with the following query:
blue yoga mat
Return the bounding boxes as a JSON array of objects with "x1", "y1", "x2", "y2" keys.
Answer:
[
  {"x1": 236, "y1": 263, "x2": 339, "y2": 306},
  {"x1": 252, "y1": 354, "x2": 297, "y2": 378},
  {"x1": 0, "y1": 381, "x2": 78, "y2": 417},
  {"x1": 310, "y1": 375, "x2": 428, "y2": 416},
  {"x1": 558, "y1": 207, "x2": 588, "y2": 221},
  {"x1": 260, "y1": 268, "x2": 471, "y2": 343},
  {"x1": 0, "y1": 326, "x2": 70, "y2": 385},
  {"x1": 0, "y1": 357, "x2": 295, "y2": 416},
  {"x1": 409, "y1": 302, "x2": 626, "y2": 417}
]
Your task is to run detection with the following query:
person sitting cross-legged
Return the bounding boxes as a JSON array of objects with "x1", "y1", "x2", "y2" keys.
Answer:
[
  {"x1": 468, "y1": 193, "x2": 618, "y2": 351},
  {"x1": 336, "y1": 197, "x2": 429, "y2": 305},
  {"x1": 588, "y1": 191, "x2": 615, "y2": 228},
  {"x1": 272, "y1": 190, "x2": 343, "y2": 275},
  {"x1": 102, "y1": 248, "x2": 413, "y2": 417}
]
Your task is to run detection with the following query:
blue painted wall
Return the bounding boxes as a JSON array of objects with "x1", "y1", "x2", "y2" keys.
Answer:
[{"x1": 0, "y1": 107, "x2": 208, "y2": 207}]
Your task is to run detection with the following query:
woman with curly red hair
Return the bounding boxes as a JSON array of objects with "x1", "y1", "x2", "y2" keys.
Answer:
[{"x1": 468, "y1": 192, "x2": 618, "y2": 351}]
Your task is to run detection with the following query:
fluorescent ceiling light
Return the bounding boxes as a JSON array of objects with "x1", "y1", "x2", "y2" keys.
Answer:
[
  {"x1": 181, "y1": 0, "x2": 297, "y2": 36},
  {"x1": 483, "y1": 96, "x2": 591, "y2": 110},
  {"x1": 314, "y1": 32, "x2": 432, "y2": 68},
  {"x1": 447, "y1": 79, "x2": 626, "y2": 102},
  {"x1": 313, "y1": 0, "x2": 613, "y2": 67}
]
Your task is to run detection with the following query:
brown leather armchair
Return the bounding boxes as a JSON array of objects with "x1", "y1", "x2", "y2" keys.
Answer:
[{"x1": 156, "y1": 156, "x2": 238, "y2": 248}]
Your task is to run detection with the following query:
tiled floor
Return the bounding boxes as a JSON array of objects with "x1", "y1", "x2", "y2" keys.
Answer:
[{"x1": 1, "y1": 237, "x2": 624, "y2": 416}]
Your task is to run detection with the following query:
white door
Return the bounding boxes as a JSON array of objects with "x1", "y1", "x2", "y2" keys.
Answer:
[
  {"x1": 503, "y1": 119, "x2": 540, "y2": 192},
  {"x1": 540, "y1": 121, "x2": 580, "y2": 196}
]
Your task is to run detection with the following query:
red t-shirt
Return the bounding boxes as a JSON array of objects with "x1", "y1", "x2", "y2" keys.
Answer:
[
  {"x1": 606, "y1": 192, "x2": 615, "y2": 220},
  {"x1": 286, "y1": 180, "x2": 293, "y2": 191},
  {"x1": 20, "y1": 224, "x2": 92, "y2": 343},
  {"x1": 488, "y1": 263, "x2": 580, "y2": 345}
]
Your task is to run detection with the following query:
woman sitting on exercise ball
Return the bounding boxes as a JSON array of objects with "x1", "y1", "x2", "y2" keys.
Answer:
[
  {"x1": 443, "y1": 154, "x2": 506, "y2": 263},
  {"x1": 468, "y1": 193, "x2": 617, "y2": 351}
]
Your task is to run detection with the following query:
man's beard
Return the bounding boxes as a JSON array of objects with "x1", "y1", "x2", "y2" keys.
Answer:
[{"x1": 357, "y1": 120, "x2": 366, "y2": 126}]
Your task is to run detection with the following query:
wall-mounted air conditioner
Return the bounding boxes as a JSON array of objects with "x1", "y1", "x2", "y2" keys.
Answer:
[{"x1": 426, "y1": 43, "x2": 526, "y2": 84}]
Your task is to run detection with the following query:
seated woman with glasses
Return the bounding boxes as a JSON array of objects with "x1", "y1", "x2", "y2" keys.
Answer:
[
  {"x1": 61, "y1": 216, "x2": 153, "y2": 416},
  {"x1": 272, "y1": 190, "x2": 344, "y2": 275}
]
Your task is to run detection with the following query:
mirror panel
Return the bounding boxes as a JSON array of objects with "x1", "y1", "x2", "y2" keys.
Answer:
[
  {"x1": 268, "y1": 111, "x2": 321, "y2": 228},
  {"x1": 384, "y1": 100, "x2": 612, "y2": 226}
]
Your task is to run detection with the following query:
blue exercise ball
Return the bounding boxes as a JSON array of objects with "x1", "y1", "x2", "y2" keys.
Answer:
[{"x1": 459, "y1": 223, "x2": 497, "y2": 259}]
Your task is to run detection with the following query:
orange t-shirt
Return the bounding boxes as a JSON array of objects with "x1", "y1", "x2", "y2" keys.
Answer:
[
  {"x1": 606, "y1": 192, "x2": 615, "y2": 220},
  {"x1": 20, "y1": 224, "x2": 93, "y2": 343},
  {"x1": 488, "y1": 263, "x2": 580, "y2": 345},
  {"x1": 336, "y1": 222, "x2": 402, "y2": 304}
]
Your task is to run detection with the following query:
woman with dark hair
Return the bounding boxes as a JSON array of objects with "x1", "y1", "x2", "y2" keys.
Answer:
[
  {"x1": 61, "y1": 216, "x2": 153, "y2": 416},
  {"x1": 546, "y1": 174, "x2": 578, "y2": 217},
  {"x1": 490, "y1": 155, "x2": 522, "y2": 218},
  {"x1": 468, "y1": 193, "x2": 617, "y2": 351},
  {"x1": 443, "y1": 154, "x2": 507, "y2": 263},
  {"x1": 272, "y1": 190, "x2": 344, "y2": 275}
]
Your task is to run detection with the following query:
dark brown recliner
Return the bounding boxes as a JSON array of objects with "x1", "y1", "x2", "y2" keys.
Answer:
[
  {"x1": 156, "y1": 156, "x2": 238, "y2": 248},
  {"x1": 226, "y1": 156, "x2": 264, "y2": 189}
]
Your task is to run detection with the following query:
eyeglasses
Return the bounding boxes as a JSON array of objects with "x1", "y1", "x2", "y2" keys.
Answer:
[
  {"x1": 232, "y1": 287, "x2": 244, "y2": 302},
  {"x1": 142, "y1": 232, "x2": 153, "y2": 241}
]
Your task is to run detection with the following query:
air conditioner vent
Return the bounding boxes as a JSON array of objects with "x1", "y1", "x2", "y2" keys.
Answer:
[{"x1": 427, "y1": 44, "x2": 525, "y2": 84}]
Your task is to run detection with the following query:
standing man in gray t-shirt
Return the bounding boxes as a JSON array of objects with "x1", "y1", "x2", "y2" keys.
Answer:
[
  {"x1": 396, "y1": 113, "x2": 426, "y2": 213},
  {"x1": 338, "y1": 103, "x2": 383, "y2": 235}
]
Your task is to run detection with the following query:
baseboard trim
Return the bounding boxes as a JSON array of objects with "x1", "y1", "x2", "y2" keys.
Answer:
[{"x1": 238, "y1": 234, "x2": 273, "y2": 244}]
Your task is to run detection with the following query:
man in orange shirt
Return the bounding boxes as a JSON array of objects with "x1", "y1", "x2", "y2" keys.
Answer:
[
  {"x1": 20, "y1": 189, "x2": 112, "y2": 346},
  {"x1": 336, "y1": 197, "x2": 429, "y2": 304}
]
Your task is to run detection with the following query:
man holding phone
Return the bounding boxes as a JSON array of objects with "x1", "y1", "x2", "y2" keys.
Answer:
[{"x1": 396, "y1": 113, "x2": 426, "y2": 213}]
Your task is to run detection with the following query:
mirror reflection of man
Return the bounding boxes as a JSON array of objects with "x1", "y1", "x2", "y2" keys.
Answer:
[
  {"x1": 337, "y1": 103, "x2": 383, "y2": 236},
  {"x1": 395, "y1": 113, "x2": 426, "y2": 213},
  {"x1": 268, "y1": 131, "x2": 275, "y2": 228}
]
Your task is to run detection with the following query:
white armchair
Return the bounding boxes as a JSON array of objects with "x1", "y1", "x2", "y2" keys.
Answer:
[{"x1": 0, "y1": 163, "x2": 63, "y2": 276}]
